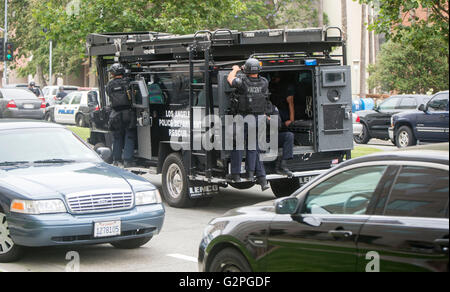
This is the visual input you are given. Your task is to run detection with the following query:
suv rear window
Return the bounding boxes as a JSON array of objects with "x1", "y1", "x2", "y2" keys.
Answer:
[{"x1": 384, "y1": 166, "x2": 449, "y2": 218}]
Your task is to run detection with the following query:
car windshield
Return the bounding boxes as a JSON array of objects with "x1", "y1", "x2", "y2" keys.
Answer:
[
  {"x1": 0, "y1": 89, "x2": 39, "y2": 100},
  {"x1": 0, "y1": 128, "x2": 101, "y2": 164}
]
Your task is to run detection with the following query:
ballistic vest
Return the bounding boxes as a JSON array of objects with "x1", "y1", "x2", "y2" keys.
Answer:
[
  {"x1": 237, "y1": 76, "x2": 269, "y2": 115},
  {"x1": 106, "y1": 77, "x2": 131, "y2": 110}
]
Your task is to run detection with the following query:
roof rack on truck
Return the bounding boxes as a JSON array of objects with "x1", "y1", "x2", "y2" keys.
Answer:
[{"x1": 87, "y1": 27, "x2": 346, "y2": 64}]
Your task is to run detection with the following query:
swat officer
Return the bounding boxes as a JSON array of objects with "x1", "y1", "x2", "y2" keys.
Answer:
[
  {"x1": 106, "y1": 63, "x2": 136, "y2": 168},
  {"x1": 56, "y1": 86, "x2": 68, "y2": 100},
  {"x1": 28, "y1": 82, "x2": 40, "y2": 97},
  {"x1": 227, "y1": 58, "x2": 269, "y2": 191}
]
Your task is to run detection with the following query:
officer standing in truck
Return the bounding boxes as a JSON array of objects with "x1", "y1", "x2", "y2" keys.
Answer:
[
  {"x1": 227, "y1": 58, "x2": 270, "y2": 191},
  {"x1": 106, "y1": 63, "x2": 136, "y2": 168}
]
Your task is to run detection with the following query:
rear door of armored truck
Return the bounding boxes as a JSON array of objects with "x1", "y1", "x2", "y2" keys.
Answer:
[{"x1": 315, "y1": 66, "x2": 353, "y2": 152}]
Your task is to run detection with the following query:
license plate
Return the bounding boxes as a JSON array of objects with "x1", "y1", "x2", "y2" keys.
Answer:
[
  {"x1": 94, "y1": 221, "x2": 121, "y2": 238},
  {"x1": 299, "y1": 176, "x2": 317, "y2": 185},
  {"x1": 23, "y1": 104, "x2": 34, "y2": 109}
]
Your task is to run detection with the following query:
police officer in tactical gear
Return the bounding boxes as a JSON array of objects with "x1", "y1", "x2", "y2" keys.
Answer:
[
  {"x1": 106, "y1": 63, "x2": 136, "y2": 168},
  {"x1": 227, "y1": 58, "x2": 270, "y2": 191},
  {"x1": 56, "y1": 86, "x2": 67, "y2": 100},
  {"x1": 28, "y1": 81, "x2": 40, "y2": 97}
]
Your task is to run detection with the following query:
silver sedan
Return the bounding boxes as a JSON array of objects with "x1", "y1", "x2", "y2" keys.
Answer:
[{"x1": 0, "y1": 88, "x2": 45, "y2": 120}]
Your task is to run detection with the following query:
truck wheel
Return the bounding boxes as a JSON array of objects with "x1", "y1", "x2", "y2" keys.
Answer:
[
  {"x1": 353, "y1": 124, "x2": 371, "y2": 144},
  {"x1": 270, "y1": 178, "x2": 301, "y2": 198},
  {"x1": 162, "y1": 153, "x2": 193, "y2": 208},
  {"x1": 110, "y1": 236, "x2": 152, "y2": 249},
  {"x1": 0, "y1": 212, "x2": 24, "y2": 263},
  {"x1": 229, "y1": 182, "x2": 255, "y2": 190},
  {"x1": 396, "y1": 126, "x2": 417, "y2": 148}
]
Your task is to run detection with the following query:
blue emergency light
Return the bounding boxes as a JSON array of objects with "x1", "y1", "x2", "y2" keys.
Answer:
[{"x1": 305, "y1": 59, "x2": 317, "y2": 66}]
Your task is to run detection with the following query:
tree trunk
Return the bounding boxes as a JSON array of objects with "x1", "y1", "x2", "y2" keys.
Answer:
[
  {"x1": 360, "y1": 4, "x2": 367, "y2": 98},
  {"x1": 341, "y1": 0, "x2": 348, "y2": 40},
  {"x1": 318, "y1": 0, "x2": 324, "y2": 27},
  {"x1": 36, "y1": 64, "x2": 47, "y2": 87}
]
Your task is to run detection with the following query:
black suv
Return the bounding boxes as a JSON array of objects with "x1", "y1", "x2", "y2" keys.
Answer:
[
  {"x1": 199, "y1": 144, "x2": 449, "y2": 272},
  {"x1": 390, "y1": 91, "x2": 449, "y2": 148},
  {"x1": 354, "y1": 95, "x2": 431, "y2": 144}
]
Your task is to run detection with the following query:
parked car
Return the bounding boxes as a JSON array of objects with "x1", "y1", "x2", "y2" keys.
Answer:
[
  {"x1": 3, "y1": 84, "x2": 44, "y2": 100},
  {"x1": 42, "y1": 85, "x2": 80, "y2": 107},
  {"x1": 352, "y1": 112, "x2": 363, "y2": 137},
  {"x1": 390, "y1": 91, "x2": 449, "y2": 148},
  {"x1": 354, "y1": 95, "x2": 431, "y2": 144},
  {"x1": 0, "y1": 120, "x2": 165, "y2": 262},
  {"x1": 45, "y1": 90, "x2": 100, "y2": 127},
  {"x1": 199, "y1": 143, "x2": 449, "y2": 272},
  {"x1": 0, "y1": 88, "x2": 46, "y2": 120}
]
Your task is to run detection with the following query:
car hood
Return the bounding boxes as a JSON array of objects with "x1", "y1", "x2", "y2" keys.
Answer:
[
  {"x1": 355, "y1": 110, "x2": 378, "y2": 117},
  {"x1": 212, "y1": 199, "x2": 277, "y2": 223},
  {"x1": 0, "y1": 162, "x2": 153, "y2": 199}
]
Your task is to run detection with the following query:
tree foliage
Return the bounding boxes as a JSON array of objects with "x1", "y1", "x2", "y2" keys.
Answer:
[
  {"x1": 367, "y1": 28, "x2": 449, "y2": 94},
  {"x1": 358, "y1": 0, "x2": 449, "y2": 60},
  {"x1": 3, "y1": 0, "x2": 323, "y2": 83}
]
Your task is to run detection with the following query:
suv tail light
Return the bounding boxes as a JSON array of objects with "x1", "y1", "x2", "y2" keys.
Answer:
[
  {"x1": 95, "y1": 106, "x2": 100, "y2": 111},
  {"x1": 355, "y1": 115, "x2": 360, "y2": 123},
  {"x1": 40, "y1": 102, "x2": 46, "y2": 109},
  {"x1": 39, "y1": 97, "x2": 46, "y2": 103},
  {"x1": 6, "y1": 100, "x2": 17, "y2": 108}
]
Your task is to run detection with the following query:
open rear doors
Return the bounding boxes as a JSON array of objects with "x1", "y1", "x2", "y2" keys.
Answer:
[{"x1": 315, "y1": 66, "x2": 353, "y2": 152}]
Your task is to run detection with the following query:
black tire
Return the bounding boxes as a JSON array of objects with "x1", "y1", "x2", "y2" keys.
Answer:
[
  {"x1": 270, "y1": 178, "x2": 301, "y2": 198},
  {"x1": 395, "y1": 126, "x2": 417, "y2": 148},
  {"x1": 44, "y1": 112, "x2": 54, "y2": 123},
  {"x1": 353, "y1": 123, "x2": 371, "y2": 144},
  {"x1": 76, "y1": 114, "x2": 86, "y2": 127},
  {"x1": 208, "y1": 248, "x2": 252, "y2": 272},
  {"x1": 0, "y1": 212, "x2": 24, "y2": 263},
  {"x1": 161, "y1": 153, "x2": 193, "y2": 208},
  {"x1": 229, "y1": 181, "x2": 255, "y2": 190},
  {"x1": 110, "y1": 236, "x2": 152, "y2": 249}
]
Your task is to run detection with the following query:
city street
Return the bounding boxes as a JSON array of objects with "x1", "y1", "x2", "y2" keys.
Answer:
[{"x1": 0, "y1": 175, "x2": 275, "y2": 272}]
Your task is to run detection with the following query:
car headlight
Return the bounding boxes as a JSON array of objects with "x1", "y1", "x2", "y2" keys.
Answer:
[
  {"x1": 11, "y1": 199, "x2": 67, "y2": 215},
  {"x1": 135, "y1": 190, "x2": 162, "y2": 206}
]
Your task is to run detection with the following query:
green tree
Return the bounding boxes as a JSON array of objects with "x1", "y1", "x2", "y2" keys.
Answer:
[
  {"x1": 358, "y1": 0, "x2": 449, "y2": 61},
  {"x1": 367, "y1": 28, "x2": 449, "y2": 94}
]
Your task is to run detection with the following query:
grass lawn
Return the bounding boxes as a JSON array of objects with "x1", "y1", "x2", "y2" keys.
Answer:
[
  {"x1": 67, "y1": 126, "x2": 91, "y2": 142},
  {"x1": 67, "y1": 126, "x2": 384, "y2": 158},
  {"x1": 351, "y1": 145, "x2": 383, "y2": 158}
]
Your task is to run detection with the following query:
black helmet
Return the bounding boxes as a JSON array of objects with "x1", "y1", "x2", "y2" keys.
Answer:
[
  {"x1": 29, "y1": 81, "x2": 35, "y2": 87},
  {"x1": 243, "y1": 58, "x2": 261, "y2": 74},
  {"x1": 108, "y1": 63, "x2": 125, "y2": 76}
]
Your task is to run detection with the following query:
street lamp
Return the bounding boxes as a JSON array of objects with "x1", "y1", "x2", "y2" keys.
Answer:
[{"x1": 43, "y1": 28, "x2": 52, "y2": 86}]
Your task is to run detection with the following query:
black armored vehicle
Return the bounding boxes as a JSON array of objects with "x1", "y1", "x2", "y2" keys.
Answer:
[{"x1": 87, "y1": 27, "x2": 354, "y2": 207}]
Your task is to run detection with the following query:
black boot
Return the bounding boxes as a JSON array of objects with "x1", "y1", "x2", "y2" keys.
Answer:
[
  {"x1": 245, "y1": 171, "x2": 255, "y2": 182},
  {"x1": 276, "y1": 159, "x2": 293, "y2": 178},
  {"x1": 257, "y1": 176, "x2": 270, "y2": 192},
  {"x1": 227, "y1": 174, "x2": 242, "y2": 183}
]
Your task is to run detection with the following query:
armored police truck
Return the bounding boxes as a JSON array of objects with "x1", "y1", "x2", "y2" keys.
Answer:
[{"x1": 87, "y1": 27, "x2": 353, "y2": 208}]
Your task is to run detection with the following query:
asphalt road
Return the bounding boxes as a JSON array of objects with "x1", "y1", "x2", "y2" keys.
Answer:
[{"x1": 0, "y1": 175, "x2": 275, "y2": 272}]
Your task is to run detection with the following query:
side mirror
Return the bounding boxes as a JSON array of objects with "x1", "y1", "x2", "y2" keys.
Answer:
[
  {"x1": 418, "y1": 104, "x2": 426, "y2": 112},
  {"x1": 96, "y1": 147, "x2": 112, "y2": 162},
  {"x1": 55, "y1": 100, "x2": 62, "y2": 105},
  {"x1": 275, "y1": 197, "x2": 299, "y2": 215}
]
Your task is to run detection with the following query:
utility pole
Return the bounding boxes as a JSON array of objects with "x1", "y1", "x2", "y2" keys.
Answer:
[
  {"x1": 49, "y1": 39, "x2": 52, "y2": 85},
  {"x1": 3, "y1": 0, "x2": 7, "y2": 86}
]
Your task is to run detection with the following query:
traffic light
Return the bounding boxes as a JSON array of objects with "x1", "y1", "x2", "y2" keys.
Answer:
[
  {"x1": 0, "y1": 39, "x2": 4, "y2": 62},
  {"x1": 5, "y1": 42, "x2": 13, "y2": 61}
]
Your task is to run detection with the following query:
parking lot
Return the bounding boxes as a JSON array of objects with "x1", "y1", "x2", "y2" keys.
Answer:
[{"x1": 0, "y1": 175, "x2": 276, "y2": 272}]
